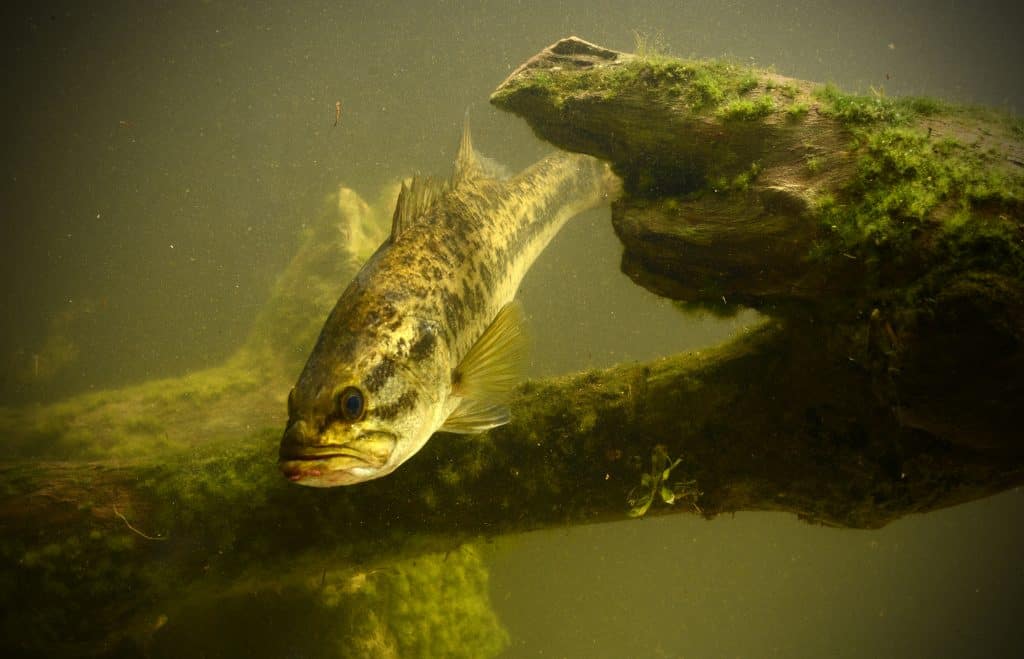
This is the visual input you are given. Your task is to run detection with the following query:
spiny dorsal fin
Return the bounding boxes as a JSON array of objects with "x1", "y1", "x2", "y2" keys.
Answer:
[
  {"x1": 439, "y1": 301, "x2": 526, "y2": 434},
  {"x1": 452, "y1": 112, "x2": 482, "y2": 187},
  {"x1": 389, "y1": 174, "x2": 447, "y2": 242}
]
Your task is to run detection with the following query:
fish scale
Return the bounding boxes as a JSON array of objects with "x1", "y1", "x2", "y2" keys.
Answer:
[{"x1": 279, "y1": 123, "x2": 619, "y2": 486}]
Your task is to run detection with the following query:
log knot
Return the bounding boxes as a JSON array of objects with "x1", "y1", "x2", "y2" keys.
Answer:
[
  {"x1": 547, "y1": 36, "x2": 620, "y2": 61},
  {"x1": 494, "y1": 36, "x2": 627, "y2": 98}
]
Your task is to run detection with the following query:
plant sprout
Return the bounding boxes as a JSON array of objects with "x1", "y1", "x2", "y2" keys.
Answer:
[{"x1": 627, "y1": 444, "x2": 702, "y2": 518}]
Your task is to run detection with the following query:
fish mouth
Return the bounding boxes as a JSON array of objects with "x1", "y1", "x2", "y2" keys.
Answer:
[
  {"x1": 278, "y1": 446, "x2": 374, "y2": 462},
  {"x1": 278, "y1": 426, "x2": 397, "y2": 487}
]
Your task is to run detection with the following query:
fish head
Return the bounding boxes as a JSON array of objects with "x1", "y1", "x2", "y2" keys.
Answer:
[
  {"x1": 278, "y1": 318, "x2": 447, "y2": 487},
  {"x1": 278, "y1": 404, "x2": 398, "y2": 488}
]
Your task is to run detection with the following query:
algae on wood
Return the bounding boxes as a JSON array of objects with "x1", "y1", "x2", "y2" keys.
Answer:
[
  {"x1": 0, "y1": 183, "x2": 520, "y2": 659},
  {"x1": 491, "y1": 36, "x2": 1024, "y2": 453},
  {"x1": 3, "y1": 316, "x2": 1020, "y2": 655}
]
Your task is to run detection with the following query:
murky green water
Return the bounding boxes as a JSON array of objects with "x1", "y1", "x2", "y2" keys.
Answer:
[{"x1": 3, "y1": 1, "x2": 1022, "y2": 657}]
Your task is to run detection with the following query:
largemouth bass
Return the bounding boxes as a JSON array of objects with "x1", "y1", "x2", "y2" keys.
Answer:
[{"x1": 279, "y1": 124, "x2": 618, "y2": 486}]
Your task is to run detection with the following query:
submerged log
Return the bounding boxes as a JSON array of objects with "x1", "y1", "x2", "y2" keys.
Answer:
[
  {"x1": 4, "y1": 292, "x2": 1023, "y2": 655},
  {"x1": 4, "y1": 316, "x2": 1021, "y2": 656},
  {"x1": 490, "y1": 37, "x2": 1023, "y2": 301},
  {"x1": 491, "y1": 36, "x2": 1024, "y2": 452}
]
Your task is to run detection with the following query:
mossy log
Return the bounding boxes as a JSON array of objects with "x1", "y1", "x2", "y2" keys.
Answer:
[
  {"x1": 491, "y1": 36, "x2": 1024, "y2": 452},
  {"x1": 3, "y1": 317, "x2": 1022, "y2": 655}
]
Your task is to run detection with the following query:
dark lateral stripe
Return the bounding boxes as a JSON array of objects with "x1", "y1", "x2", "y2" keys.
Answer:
[
  {"x1": 409, "y1": 322, "x2": 438, "y2": 361},
  {"x1": 364, "y1": 357, "x2": 396, "y2": 393},
  {"x1": 477, "y1": 261, "x2": 494, "y2": 290},
  {"x1": 440, "y1": 288, "x2": 465, "y2": 341},
  {"x1": 373, "y1": 389, "x2": 419, "y2": 420}
]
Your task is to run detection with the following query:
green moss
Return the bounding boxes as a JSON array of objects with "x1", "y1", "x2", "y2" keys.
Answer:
[
  {"x1": 812, "y1": 125, "x2": 1023, "y2": 264},
  {"x1": 686, "y1": 66, "x2": 728, "y2": 107},
  {"x1": 786, "y1": 101, "x2": 810, "y2": 119},
  {"x1": 438, "y1": 464, "x2": 462, "y2": 487},
  {"x1": 123, "y1": 416, "x2": 165, "y2": 435},
  {"x1": 814, "y1": 84, "x2": 905, "y2": 124},
  {"x1": 717, "y1": 95, "x2": 775, "y2": 121},
  {"x1": 805, "y1": 155, "x2": 823, "y2": 174},
  {"x1": 905, "y1": 96, "x2": 945, "y2": 116},
  {"x1": 611, "y1": 59, "x2": 732, "y2": 110},
  {"x1": 105, "y1": 533, "x2": 136, "y2": 553},
  {"x1": 338, "y1": 545, "x2": 509, "y2": 658},
  {"x1": 737, "y1": 73, "x2": 759, "y2": 94},
  {"x1": 710, "y1": 161, "x2": 763, "y2": 193},
  {"x1": 814, "y1": 84, "x2": 949, "y2": 126},
  {"x1": 766, "y1": 81, "x2": 799, "y2": 99},
  {"x1": 3, "y1": 513, "x2": 161, "y2": 650},
  {"x1": 496, "y1": 52, "x2": 775, "y2": 118},
  {"x1": 936, "y1": 212, "x2": 1024, "y2": 280},
  {"x1": 0, "y1": 353, "x2": 274, "y2": 461}
]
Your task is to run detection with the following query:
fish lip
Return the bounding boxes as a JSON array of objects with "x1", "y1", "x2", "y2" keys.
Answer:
[
  {"x1": 277, "y1": 430, "x2": 397, "y2": 465},
  {"x1": 277, "y1": 448, "x2": 371, "y2": 463},
  {"x1": 277, "y1": 451, "x2": 378, "y2": 487},
  {"x1": 278, "y1": 432, "x2": 397, "y2": 486}
]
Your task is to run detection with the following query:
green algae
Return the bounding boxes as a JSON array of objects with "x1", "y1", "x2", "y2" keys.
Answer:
[
  {"x1": 812, "y1": 125, "x2": 1023, "y2": 263},
  {"x1": 160, "y1": 545, "x2": 511, "y2": 659},
  {"x1": 718, "y1": 95, "x2": 775, "y2": 121},
  {"x1": 766, "y1": 80, "x2": 799, "y2": 99},
  {"x1": 1, "y1": 424, "x2": 512, "y2": 657},
  {"x1": 494, "y1": 52, "x2": 773, "y2": 117},
  {"x1": 799, "y1": 82, "x2": 1023, "y2": 281},
  {"x1": 786, "y1": 101, "x2": 811, "y2": 119},
  {"x1": 815, "y1": 84, "x2": 919, "y2": 125},
  {"x1": 0, "y1": 183, "x2": 401, "y2": 655},
  {"x1": 333, "y1": 545, "x2": 509, "y2": 658},
  {"x1": 710, "y1": 161, "x2": 764, "y2": 194}
]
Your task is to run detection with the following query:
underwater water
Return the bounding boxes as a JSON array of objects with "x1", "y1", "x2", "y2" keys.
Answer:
[{"x1": 2, "y1": 1, "x2": 1022, "y2": 657}]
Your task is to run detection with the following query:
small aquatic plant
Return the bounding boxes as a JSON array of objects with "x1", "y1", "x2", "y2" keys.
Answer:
[{"x1": 628, "y1": 444, "x2": 702, "y2": 517}]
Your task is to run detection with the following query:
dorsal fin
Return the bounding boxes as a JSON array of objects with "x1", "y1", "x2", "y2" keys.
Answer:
[
  {"x1": 389, "y1": 114, "x2": 491, "y2": 243},
  {"x1": 389, "y1": 174, "x2": 447, "y2": 242},
  {"x1": 452, "y1": 112, "x2": 481, "y2": 187}
]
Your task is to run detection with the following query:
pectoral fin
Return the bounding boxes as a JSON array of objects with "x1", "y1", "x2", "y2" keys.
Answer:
[
  {"x1": 439, "y1": 302, "x2": 526, "y2": 434},
  {"x1": 438, "y1": 401, "x2": 511, "y2": 434}
]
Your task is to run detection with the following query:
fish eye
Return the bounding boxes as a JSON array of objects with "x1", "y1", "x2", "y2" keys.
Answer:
[{"x1": 335, "y1": 386, "x2": 365, "y2": 422}]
